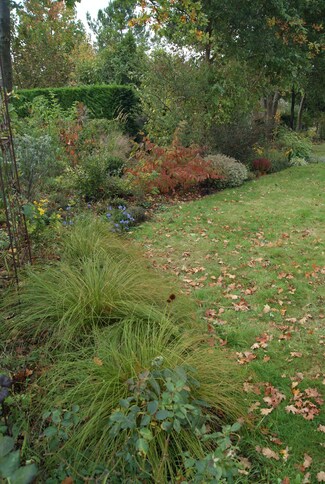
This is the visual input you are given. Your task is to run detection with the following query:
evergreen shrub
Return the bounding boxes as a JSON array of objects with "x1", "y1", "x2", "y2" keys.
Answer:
[
  {"x1": 12, "y1": 85, "x2": 140, "y2": 133},
  {"x1": 204, "y1": 154, "x2": 248, "y2": 189}
]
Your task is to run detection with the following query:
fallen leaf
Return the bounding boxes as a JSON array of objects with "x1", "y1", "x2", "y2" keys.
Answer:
[
  {"x1": 317, "y1": 472, "x2": 325, "y2": 482},
  {"x1": 261, "y1": 408, "x2": 273, "y2": 416},
  {"x1": 280, "y1": 447, "x2": 290, "y2": 461},
  {"x1": 62, "y1": 478, "x2": 74, "y2": 484},
  {"x1": 303, "y1": 454, "x2": 312, "y2": 469},
  {"x1": 256, "y1": 446, "x2": 280, "y2": 460},
  {"x1": 93, "y1": 357, "x2": 103, "y2": 366},
  {"x1": 317, "y1": 425, "x2": 325, "y2": 433}
]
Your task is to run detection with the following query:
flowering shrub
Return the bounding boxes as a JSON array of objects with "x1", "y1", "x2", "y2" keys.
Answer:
[
  {"x1": 106, "y1": 205, "x2": 135, "y2": 232},
  {"x1": 252, "y1": 158, "x2": 272, "y2": 173},
  {"x1": 126, "y1": 135, "x2": 220, "y2": 195},
  {"x1": 23, "y1": 199, "x2": 61, "y2": 236}
]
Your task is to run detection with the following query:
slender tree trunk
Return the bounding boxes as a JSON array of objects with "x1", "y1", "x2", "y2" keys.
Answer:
[
  {"x1": 297, "y1": 92, "x2": 306, "y2": 131},
  {"x1": 272, "y1": 91, "x2": 280, "y2": 118},
  {"x1": 290, "y1": 85, "x2": 296, "y2": 130},
  {"x1": 0, "y1": 0, "x2": 12, "y2": 91},
  {"x1": 204, "y1": 21, "x2": 213, "y2": 63}
]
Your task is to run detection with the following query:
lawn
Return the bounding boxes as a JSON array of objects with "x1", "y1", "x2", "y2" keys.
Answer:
[{"x1": 132, "y1": 165, "x2": 325, "y2": 482}]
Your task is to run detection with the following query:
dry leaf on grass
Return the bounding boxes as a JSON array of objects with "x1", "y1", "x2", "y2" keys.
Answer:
[
  {"x1": 317, "y1": 472, "x2": 325, "y2": 482},
  {"x1": 256, "y1": 446, "x2": 280, "y2": 460}
]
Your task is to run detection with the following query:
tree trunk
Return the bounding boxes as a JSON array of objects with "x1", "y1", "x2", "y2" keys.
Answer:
[
  {"x1": 297, "y1": 92, "x2": 306, "y2": 131},
  {"x1": 0, "y1": 0, "x2": 12, "y2": 91},
  {"x1": 290, "y1": 85, "x2": 296, "y2": 130},
  {"x1": 272, "y1": 91, "x2": 280, "y2": 118}
]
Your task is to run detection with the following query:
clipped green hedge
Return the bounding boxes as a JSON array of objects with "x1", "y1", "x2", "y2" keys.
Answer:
[{"x1": 12, "y1": 85, "x2": 140, "y2": 133}]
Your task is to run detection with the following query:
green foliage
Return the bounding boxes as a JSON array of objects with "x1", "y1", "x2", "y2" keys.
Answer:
[
  {"x1": 0, "y1": 436, "x2": 37, "y2": 484},
  {"x1": 278, "y1": 127, "x2": 313, "y2": 161},
  {"x1": 140, "y1": 51, "x2": 258, "y2": 147},
  {"x1": 75, "y1": 154, "x2": 130, "y2": 201},
  {"x1": 12, "y1": 85, "x2": 140, "y2": 134},
  {"x1": 210, "y1": 117, "x2": 267, "y2": 162},
  {"x1": 289, "y1": 156, "x2": 308, "y2": 167},
  {"x1": 107, "y1": 359, "x2": 242, "y2": 481},
  {"x1": 264, "y1": 147, "x2": 290, "y2": 173},
  {"x1": 0, "y1": 376, "x2": 38, "y2": 484},
  {"x1": 204, "y1": 154, "x2": 248, "y2": 190},
  {"x1": 127, "y1": 205, "x2": 147, "y2": 224},
  {"x1": 42, "y1": 406, "x2": 80, "y2": 452},
  {"x1": 105, "y1": 205, "x2": 136, "y2": 232},
  {"x1": 12, "y1": 0, "x2": 87, "y2": 89},
  {"x1": 37, "y1": 318, "x2": 244, "y2": 479},
  {"x1": 3, "y1": 218, "x2": 195, "y2": 346},
  {"x1": 15, "y1": 134, "x2": 65, "y2": 200}
]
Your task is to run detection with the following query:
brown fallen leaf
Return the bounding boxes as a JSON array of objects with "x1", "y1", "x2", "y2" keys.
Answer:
[
  {"x1": 280, "y1": 447, "x2": 290, "y2": 461},
  {"x1": 260, "y1": 408, "x2": 273, "y2": 416},
  {"x1": 61, "y1": 478, "x2": 74, "y2": 484},
  {"x1": 290, "y1": 352, "x2": 303, "y2": 358},
  {"x1": 93, "y1": 357, "x2": 103, "y2": 366},
  {"x1": 318, "y1": 425, "x2": 325, "y2": 433},
  {"x1": 236, "y1": 351, "x2": 257, "y2": 364},
  {"x1": 317, "y1": 472, "x2": 325, "y2": 482},
  {"x1": 263, "y1": 304, "x2": 271, "y2": 313},
  {"x1": 303, "y1": 453, "x2": 312, "y2": 470},
  {"x1": 256, "y1": 446, "x2": 280, "y2": 460}
]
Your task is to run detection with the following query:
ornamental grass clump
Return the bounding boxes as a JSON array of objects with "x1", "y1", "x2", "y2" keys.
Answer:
[
  {"x1": 36, "y1": 318, "x2": 245, "y2": 481},
  {"x1": 3, "y1": 218, "x2": 195, "y2": 346}
]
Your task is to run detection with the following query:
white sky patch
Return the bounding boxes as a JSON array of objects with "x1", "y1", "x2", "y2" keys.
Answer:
[{"x1": 76, "y1": 0, "x2": 109, "y2": 33}]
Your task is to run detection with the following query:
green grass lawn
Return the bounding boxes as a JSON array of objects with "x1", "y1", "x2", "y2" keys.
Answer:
[{"x1": 132, "y1": 165, "x2": 325, "y2": 482}]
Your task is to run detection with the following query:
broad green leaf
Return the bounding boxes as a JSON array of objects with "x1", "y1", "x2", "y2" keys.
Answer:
[
  {"x1": 0, "y1": 450, "x2": 20, "y2": 477},
  {"x1": 147, "y1": 400, "x2": 159, "y2": 415},
  {"x1": 9, "y1": 463, "x2": 38, "y2": 484},
  {"x1": 156, "y1": 409, "x2": 171, "y2": 420},
  {"x1": 139, "y1": 428, "x2": 153, "y2": 441},
  {"x1": 43, "y1": 426, "x2": 57, "y2": 438},
  {"x1": 0, "y1": 436, "x2": 14, "y2": 458},
  {"x1": 135, "y1": 438, "x2": 149, "y2": 455}
]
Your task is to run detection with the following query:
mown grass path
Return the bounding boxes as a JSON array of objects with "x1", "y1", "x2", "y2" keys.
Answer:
[{"x1": 133, "y1": 165, "x2": 325, "y2": 482}]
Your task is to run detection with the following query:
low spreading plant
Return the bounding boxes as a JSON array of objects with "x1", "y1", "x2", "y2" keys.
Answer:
[
  {"x1": 0, "y1": 375, "x2": 38, "y2": 484},
  {"x1": 126, "y1": 134, "x2": 220, "y2": 195},
  {"x1": 106, "y1": 205, "x2": 135, "y2": 232},
  {"x1": 203, "y1": 154, "x2": 248, "y2": 190},
  {"x1": 106, "y1": 359, "x2": 242, "y2": 482},
  {"x1": 289, "y1": 156, "x2": 308, "y2": 167},
  {"x1": 36, "y1": 318, "x2": 245, "y2": 480}
]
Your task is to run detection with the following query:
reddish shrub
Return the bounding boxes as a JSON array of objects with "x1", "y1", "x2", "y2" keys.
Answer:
[
  {"x1": 252, "y1": 158, "x2": 272, "y2": 173},
  {"x1": 126, "y1": 134, "x2": 222, "y2": 195}
]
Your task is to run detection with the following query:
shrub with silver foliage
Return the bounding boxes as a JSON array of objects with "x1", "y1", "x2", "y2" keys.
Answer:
[
  {"x1": 289, "y1": 156, "x2": 308, "y2": 167},
  {"x1": 204, "y1": 154, "x2": 248, "y2": 189}
]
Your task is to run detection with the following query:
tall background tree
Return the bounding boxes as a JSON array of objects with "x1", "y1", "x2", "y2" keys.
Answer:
[
  {"x1": 0, "y1": 0, "x2": 81, "y2": 90},
  {"x1": 12, "y1": 0, "x2": 86, "y2": 88}
]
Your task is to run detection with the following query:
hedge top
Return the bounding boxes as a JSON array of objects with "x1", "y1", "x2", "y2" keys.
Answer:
[{"x1": 12, "y1": 84, "x2": 140, "y2": 133}]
